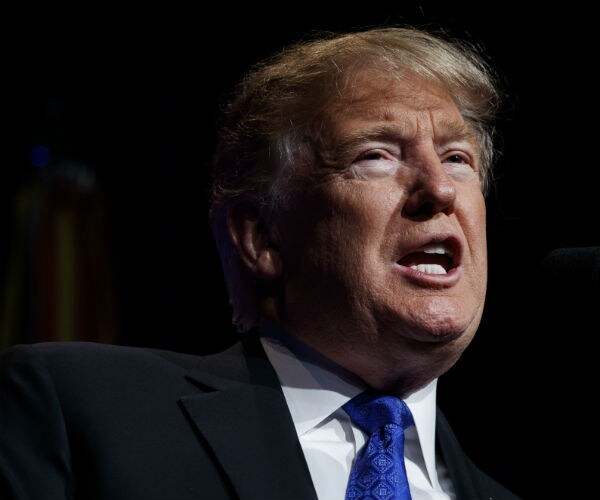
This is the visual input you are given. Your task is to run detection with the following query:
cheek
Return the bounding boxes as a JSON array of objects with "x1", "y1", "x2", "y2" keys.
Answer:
[
  {"x1": 279, "y1": 196, "x2": 357, "y2": 276},
  {"x1": 280, "y1": 180, "x2": 399, "y2": 290},
  {"x1": 474, "y1": 201, "x2": 488, "y2": 264},
  {"x1": 462, "y1": 193, "x2": 488, "y2": 288},
  {"x1": 312, "y1": 206, "x2": 369, "y2": 270},
  {"x1": 462, "y1": 190, "x2": 487, "y2": 247},
  {"x1": 309, "y1": 186, "x2": 390, "y2": 276}
]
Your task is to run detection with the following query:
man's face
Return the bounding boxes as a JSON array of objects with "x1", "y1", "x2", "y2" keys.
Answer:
[{"x1": 273, "y1": 75, "x2": 488, "y2": 393}]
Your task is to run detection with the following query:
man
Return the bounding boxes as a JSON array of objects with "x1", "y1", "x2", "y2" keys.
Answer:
[{"x1": 0, "y1": 27, "x2": 520, "y2": 499}]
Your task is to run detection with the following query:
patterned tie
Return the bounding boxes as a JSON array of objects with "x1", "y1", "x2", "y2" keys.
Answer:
[{"x1": 343, "y1": 392, "x2": 414, "y2": 500}]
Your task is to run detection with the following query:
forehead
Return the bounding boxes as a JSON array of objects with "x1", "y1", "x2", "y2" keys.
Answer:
[{"x1": 327, "y1": 72, "x2": 470, "y2": 141}]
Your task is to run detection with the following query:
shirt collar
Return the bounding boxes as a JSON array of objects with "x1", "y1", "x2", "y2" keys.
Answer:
[
  {"x1": 404, "y1": 377, "x2": 439, "y2": 488},
  {"x1": 259, "y1": 320, "x2": 440, "y2": 485},
  {"x1": 259, "y1": 324, "x2": 365, "y2": 436}
]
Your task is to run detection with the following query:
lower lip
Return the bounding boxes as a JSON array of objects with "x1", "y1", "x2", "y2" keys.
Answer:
[{"x1": 392, "y1": 263, "x2": 462, "y2": 287}]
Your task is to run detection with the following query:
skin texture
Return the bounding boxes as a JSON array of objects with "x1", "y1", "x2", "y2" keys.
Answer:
[{"x1": 231, "y1": 74, "x2": 488, "y2": 397}]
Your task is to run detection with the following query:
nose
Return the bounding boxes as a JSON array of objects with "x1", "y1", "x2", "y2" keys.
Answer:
[{"x1": 402, "y1": 152, "x2": 456, "y2": 219}]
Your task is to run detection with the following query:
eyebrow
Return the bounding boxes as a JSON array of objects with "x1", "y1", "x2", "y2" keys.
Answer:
[
  {"x1": 434, "y1": 119, "x2": 479, "y2": 145},
  {"x1": 334, "y1": 121, "x2": 479, "y2": 158}
]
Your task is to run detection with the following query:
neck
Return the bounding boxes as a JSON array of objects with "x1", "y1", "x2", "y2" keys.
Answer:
[{"x1": 258, "y1": 316, "x2": 449, "y2": 398}]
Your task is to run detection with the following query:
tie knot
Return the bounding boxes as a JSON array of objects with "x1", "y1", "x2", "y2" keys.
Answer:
[{"x1": 343, "y1": 392, "x2": 414, "y2": 435}]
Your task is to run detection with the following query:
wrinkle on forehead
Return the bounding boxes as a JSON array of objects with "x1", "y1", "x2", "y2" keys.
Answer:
[
  {"x1": 336, "y1": 69, "x2": 452, "y2": 108},
  {"x1": 329, "y1": 73, "x2": 475, "y2": 145}
]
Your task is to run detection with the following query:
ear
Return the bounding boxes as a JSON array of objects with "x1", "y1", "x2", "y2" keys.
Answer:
[{"x1": 226, "y1": 202, "x2": 282, "y2": 280}]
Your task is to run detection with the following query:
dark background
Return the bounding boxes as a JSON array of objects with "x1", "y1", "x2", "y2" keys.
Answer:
[{"x1": 2, "y1": 3, "x2": 598, "y2": 498}]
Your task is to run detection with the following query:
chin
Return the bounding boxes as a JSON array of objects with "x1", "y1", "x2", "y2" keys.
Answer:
[
  {"x1": 415, "y1": 320, "x2": 473, "y2": 342},
  {"x1": 405, "y1": 297, "x2": 482, "y2": 343}
]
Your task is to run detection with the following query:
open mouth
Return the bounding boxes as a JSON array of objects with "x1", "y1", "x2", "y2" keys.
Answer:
[{"x1": 397, "y1": 240, "x2": 459, "y2": 275}]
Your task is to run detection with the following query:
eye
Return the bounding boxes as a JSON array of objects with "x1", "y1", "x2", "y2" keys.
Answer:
[
  {"x1": 442, "y1": 151, "x2": 477, "y2": 172},
  {"x1": 356, "y1": 150, "x2": 388, "y2": 162},
  {"x1": 349, "y1": 146, "x2": 401, "y2": 179},
  {"x1": 441, "y1": 150, "x2": 478, "y2": 182},
  {"x1": 444, "y1": 153, "x2": 469, "y2": 165}
]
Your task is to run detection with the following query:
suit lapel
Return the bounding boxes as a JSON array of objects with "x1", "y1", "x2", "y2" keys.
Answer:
[
  {"x1": 179, "y1": 334, "x2": 318, "y2": 500},
  {"x1": 436, "y1": 408, "x2": 481, "y2": 500},
  {"x1": 436, "y1": 409, "x2": 520, "y2": 500}
]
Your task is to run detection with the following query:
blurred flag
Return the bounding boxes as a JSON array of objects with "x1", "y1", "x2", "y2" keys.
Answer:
[{"x1": 1, "y1": 162, "x2": 117, "y2": 349}]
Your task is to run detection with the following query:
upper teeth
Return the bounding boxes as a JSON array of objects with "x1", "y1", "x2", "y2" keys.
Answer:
[{"x1": 422, "y1": 243, "x2": 450, "y2": 256}]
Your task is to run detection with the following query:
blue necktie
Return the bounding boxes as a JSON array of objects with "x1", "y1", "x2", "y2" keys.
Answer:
[{"x1": 343, "y1": 392, "x2": 414, "y2": 500}]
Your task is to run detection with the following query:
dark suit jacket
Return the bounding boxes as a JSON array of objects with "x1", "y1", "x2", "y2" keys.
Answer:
[{"x1": 0, "y1": 334, "x2": 520, "y2": 500}]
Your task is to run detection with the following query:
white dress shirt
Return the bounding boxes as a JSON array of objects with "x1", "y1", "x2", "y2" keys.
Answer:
[{"x1": 260, "y1": 330, "x2": 456, "y2": 500}]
